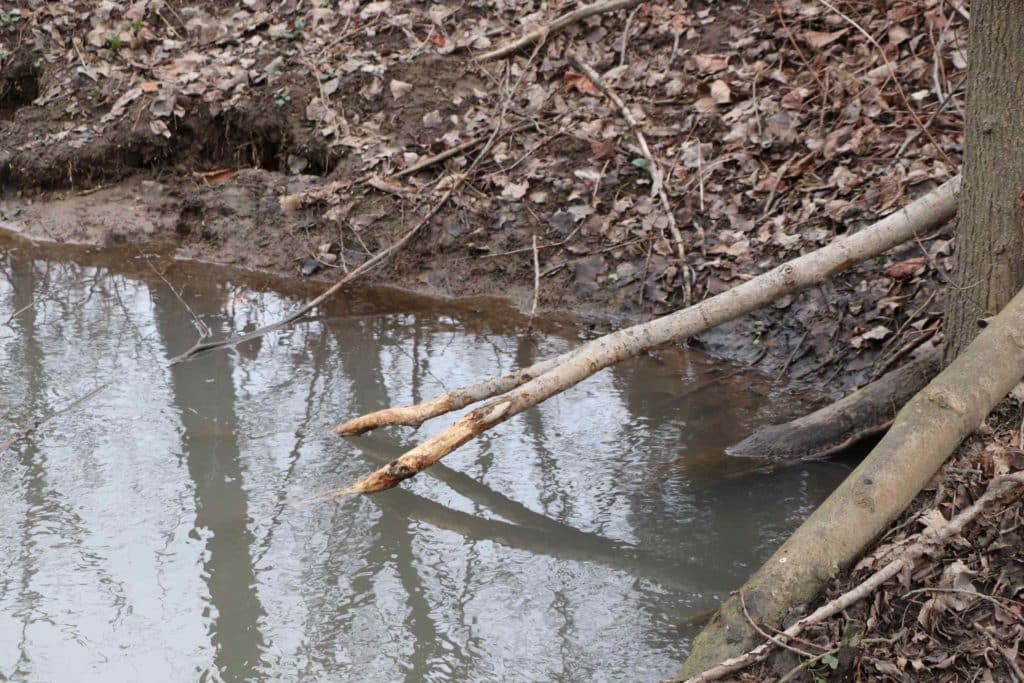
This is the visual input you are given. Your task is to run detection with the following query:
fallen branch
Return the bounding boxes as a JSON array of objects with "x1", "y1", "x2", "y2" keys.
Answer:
[
  {"x1": 726, "y1": 346, "x2": 942, "y2": 462},
  {"x1": 677, "y1": 470, "x2": 1024, "y2": 683},
  {"x1": 171, "y1": 112, "x2": 521, "y2": 363},
  {"x1": 479, "y1": 0, "x2": 642, "y2": 62},
  {"x1": 570, "y1": 54, "x2": 692, "y2": 305},
  {"x1": 678, "y1": 279, "x2": 1024, "y2": 678},
  {"x1": 169, "y1": 177, "x2": 463, "y2": 363},
  {"x1": 334, "y1": 348, "x2": 578, "y2": 434},
  {"x1": 328, "y1": 175, "x2": 960, "y2": 494}
]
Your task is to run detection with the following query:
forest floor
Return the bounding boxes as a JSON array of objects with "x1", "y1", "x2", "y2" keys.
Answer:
[{"x1": 5, "y1": 1, "x2": 1022, "y2": 680}]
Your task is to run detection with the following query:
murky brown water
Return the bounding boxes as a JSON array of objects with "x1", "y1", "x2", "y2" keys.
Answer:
[{"x1": 0, "y1": 234, "x2": 852, "y2": 682}]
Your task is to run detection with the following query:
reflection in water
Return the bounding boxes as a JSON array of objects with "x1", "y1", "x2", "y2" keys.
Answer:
[
  {"x1": 148, "y1": 278, "x2": 267, "y2": 681},
  {"x1": 0, "y1": 237, "x2": 851, "y2": 682}
]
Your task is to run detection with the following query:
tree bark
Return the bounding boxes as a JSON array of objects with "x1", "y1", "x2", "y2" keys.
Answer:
[
  {"x1": 943, "y1": 0, "x2": 1024, "y2": 362},
  {"x1": 679, "y1": 283, "x2": 1024, "y2": 679}
]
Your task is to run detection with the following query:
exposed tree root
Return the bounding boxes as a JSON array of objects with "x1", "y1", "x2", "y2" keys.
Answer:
[
  {"x1": 726, "y1": 346, "x2": 942, "y2": 462},
  {"x1": 678, "y1": 281, "x2": 1024, "y2": 678},
  {"x1": 325, "y1": 176, "x2": 961, "y2": 496},
  {"x1": 674, "y1": 470, "x2": 1024, "y2": 683}
]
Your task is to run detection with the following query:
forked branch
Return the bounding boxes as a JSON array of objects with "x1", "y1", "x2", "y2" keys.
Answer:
[{"x1": 327, "y1": 175, "x2": 961, "y2": 496}]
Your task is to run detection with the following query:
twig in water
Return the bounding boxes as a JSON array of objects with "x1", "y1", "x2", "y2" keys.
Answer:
[
  {"x1": 169, "y1": 178, "x2": 463, "y2": 363},
  {"x1": 142, "y1": 254, "x2": 211, "y2": 341},
  {"x1": 480, "y1": 0, "x2": 642, "y2": 61},
  {"x1": 0, "y1": 382, "x2": 111, "y2": 455},
  {"x1": 569, "y1": 54, "x2": 692, "y2": 305}
]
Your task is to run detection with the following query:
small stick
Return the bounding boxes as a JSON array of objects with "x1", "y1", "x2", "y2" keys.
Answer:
[
  {"x1": 619, "y1": 4, "x2": 643, "y2": 67},
  {"x1": 395, "y1": 122, "x2": 532, "y2": 178},
  {"x1": 739, "y1": 592, "x2": 817, "y2": 660},
  {"x1": 0, "y1": 382, "x2": 111, "y2": 455},
  {"x1": 761, "y1": 154, "x2": 796, "y2": 218},
  {"x1": 527, "y1": 234, "x2": 541, "y2": 330},
  {"x1": 569, "y1": 54, "x2": 692, "y2": 305},
  {"x1": 480, "y1": 0, "x2": 642, "y2": 61}
]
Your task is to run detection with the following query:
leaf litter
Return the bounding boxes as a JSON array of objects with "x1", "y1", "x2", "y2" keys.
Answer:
[{"x1": 0, "y1": 1, "x2": 967, "y2": 395}]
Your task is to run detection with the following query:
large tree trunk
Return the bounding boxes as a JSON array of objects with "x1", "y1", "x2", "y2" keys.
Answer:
[{"x1": 943, "y1": 0, "x2": 1024, "y2": 362}]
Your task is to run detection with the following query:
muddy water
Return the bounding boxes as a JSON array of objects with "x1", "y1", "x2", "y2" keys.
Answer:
[{"x1": 0, "y1": 236, "x2": 851, "y2": 682}]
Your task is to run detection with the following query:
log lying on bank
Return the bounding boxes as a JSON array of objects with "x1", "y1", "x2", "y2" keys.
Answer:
[
  {"x1": 676, "y1": 283, "x2": 1024, "y2": 679},
  {"x1": 726, "y1": 346, "x2": 942, "y2": 462},
  {"x1": 328, "y1": 176, "x2": 961, "y2": 496},
  {"x1": 677, "y1": 470, "x2": 1024, "y2": 683}
]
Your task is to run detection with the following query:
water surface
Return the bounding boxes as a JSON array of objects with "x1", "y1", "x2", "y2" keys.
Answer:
[{"x1": 0, "y1": 236, "x2": 851, "y2": 681}]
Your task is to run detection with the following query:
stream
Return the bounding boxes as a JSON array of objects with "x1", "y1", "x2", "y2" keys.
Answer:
[{"x1": 0, "y1": 235, "x2": 852, "y2": 682}]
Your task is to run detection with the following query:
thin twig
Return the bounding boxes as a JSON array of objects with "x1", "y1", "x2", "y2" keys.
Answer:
[
  {"x1": 480, "y1": 0, "x2": 642, "y2": 61},
  {"x1": 776, "y1": 647, "x2": 841, "y2": 683},
  {"x1": 170, "y1": 178, "x2": 464, "y2": 363},
  {"x1": 141, "y1": 254, "x2": 211, "y2": 340},
  {"x1": 569, "y1": 54, "x2": 692, "y2": 305},
  {"x1": 739, "y1": 592, "x2": 818, "y2": 659},
  {"x1": 0, "y1": 382, "x2": 111, "y2": 455},
  {"x1": 527, "y1": 234, "x2": 540, "y2": 331},
  {"x1": 814, "y1": 0, "x2": 955, "y2": 170},
  {"x1": 395, "y1": 122, "x2": 532, "y2": 178},
  {"x1": 619, "y1": 4, "x2": 643, "y2": 67},
  {"x1": 891, "y1": 75, "x2": 965, "y2": 164}
]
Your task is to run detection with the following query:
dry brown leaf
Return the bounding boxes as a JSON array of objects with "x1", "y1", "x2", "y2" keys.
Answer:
[
  {"x1": 885, "y1": 257, "x2": 928, "y2": 280},
  {"x1": 563, "y1": 70, "x2": 600, "y2": 96},
  {"x1": 710, "y1": 79, "x2": 731, "y2": 104},
  {"x1": 691, "y1": 53, "x2": 729, "y2": 73},
  {"x1": 801, "y1": 29, "x2": 847, "y2": 49},
  {"x1": 192, "y1": 169, "x2": 237, "y2": 185}
]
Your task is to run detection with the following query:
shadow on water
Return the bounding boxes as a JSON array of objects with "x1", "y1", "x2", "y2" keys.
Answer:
[{"x1": 0, "y1": 231, "x2": 853, "y2": 682}]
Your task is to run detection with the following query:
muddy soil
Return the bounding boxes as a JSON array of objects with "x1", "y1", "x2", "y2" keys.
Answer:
[{"x1": 0, "y1": 0, "x2": 965, "y2": 396}]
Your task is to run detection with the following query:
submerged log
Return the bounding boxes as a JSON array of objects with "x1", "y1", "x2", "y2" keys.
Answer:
[
  {"x1": 678, "y1": 283, "x2": 1024, "y2": 679},
  {"x1": 726, "y1": 347, "x2": 942, "y2": 462}
]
